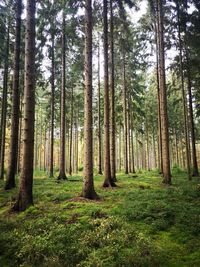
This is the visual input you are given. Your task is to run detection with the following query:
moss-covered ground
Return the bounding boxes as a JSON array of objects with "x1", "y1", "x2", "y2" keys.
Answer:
[{"x1": 0, "y1": 167, "x2": 200, "y2": 266}]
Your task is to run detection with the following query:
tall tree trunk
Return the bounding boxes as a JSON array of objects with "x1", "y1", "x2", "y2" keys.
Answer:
[
  {"x1": 0, "y1": 22, "x2": 9, "y2": 179},
  {"x1": 157, "y1": 0, "x2": 171, "y2": 184},
  {"x1": 49, "y1": 34, "x2": 55, "y2": 178},
  {"x1": 103, "y1": 0, "x2": 115, "y2": 187},
  {"x1": 175, "y1": 129, "x2": 179, "y2": 166},
  {"x1": 13, "y1": 0, "x2": 36, "y2": 211},
  {"x1": 69, "y1": 87, "x2": 73, "y2": 176},
  {"x1": 119, "y1": 125, "x2": 122, "y2": 172},
  {"x1": 186, "y1": 57, "x2": 199, "y2": 176},
  {"x1": 97, "y1": 36, "x2": 103, "y2": 175},
  {"x1": 130, "y1": 108, "x2": 135, "y2": 173},
  {"x1": 17, "y1": 98, "x2": 23, "y2": 174},
  {"x1": 176, "y1": 2, "x2": 191, "y2": 180},
  {"x1": 5, "y1": 0, "x2": 22, "y2": 189},
  {"x1": 128, "y1": 98, "x2": 132, "y2": 173},
  {"x1": 122, "y1": 53, "x2": 128, "y2": 174},
  {"x1": 81, "y1": 0, "x2": 98, "y2": 199},
  {"x1": 110, "y1": 0, "x2": 116, "y2": 182},
  {"x1": 155, "y1": 13, "x2": 163, "y2": 174},
  {"x1": 57, "y1": 11, "x2": 67, "y2": 180},
  {"x1": 146, "y1": 119, "x2": 150, "y2": 171}
]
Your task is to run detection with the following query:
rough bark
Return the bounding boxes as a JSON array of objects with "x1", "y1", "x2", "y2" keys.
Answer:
[
  {"x1": 57, "y1": 12, "x2": 67, "y2": 180},
  {"x1": 69, "y1": 87, "x2": 73, "y2": 176},
  {"x1": 49, "y1": 34, "x2": 55, "y2": 178},
  {"x1": 176, "y1": 2, "x2": 191, "y2": 180},
  {"x1": 102, "y1": 0, "x2": 116, "y2": 187},
  {"x1": 110, "y1": 0, "x2": 116, "y2": 182},
  {"x1": 97, "y1": 36, "x2": 103, "y2": 175},
  {"x1": 122, "y1": 53, "x2": 128, "y2": 174},
  {"x1": 13, "y1": 0, "x2": 36, "y2": 211},
  {"x1": 157, "y1": 0, "x2": 171, "y2": 184},
  {"x1": 5, "y1": 0, "x2": 22, "y2": 189},
  {"x1": 0, "y1": 22, "x2": 9, "y2": 180},
  {"x1": 187, "y1": 68, "x2": 199, "y2": 176},
  {"x1": 81, "y1": 0, "x2": 98, "y2": 199},
  {"x1": 155, "y1": 9, "x2": 163, "y2": 174}
]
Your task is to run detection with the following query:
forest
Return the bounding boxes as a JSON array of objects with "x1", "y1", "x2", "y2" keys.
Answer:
[{"x1": 0, "y1": 0, "x2": 200, "y2": 266}]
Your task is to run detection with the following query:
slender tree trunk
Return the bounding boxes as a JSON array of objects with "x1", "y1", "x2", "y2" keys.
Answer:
[
  {"x1": 44, "y1": 128, "x2": 46, "y2": 171},
  {"x1": 186, "y1": 58, "x2": 199, "y2": 176},
  {"x1": 58, "y1": 12, "x2": 67, "y2": 180},
  {"x1": 122, "y1": 53, "x2": 128, "y2": 174},
  {"x1": 155, "y1": 15, "x2": 163, "y2": 174},
  {"x1": 130, "y1": 109, "x2": 135, "y2": 173},
  {"x1": 146, "y1": 119, "x2": 150, "y2": 171},
  {"x1": 0, "y1": 23, "x2": 9, "y2": 179},
  {"x1": 157, "y1": 0, "x2": 171, "y2": 184},
  {"x1": 119, "y1": 126, "x2": 122, "y2": 172},
  {"x1": 34, "y1": 114, "x2": 38, "y2": 170},
  {"x1": 175, "y1": 129, "x2": 179, "y2": 166},
  {"x1": 49, "y1": 34, "x2": 55, "y2": 177},
  {"x1": 128, "y1": 98, "x2": 132, "y2": 173},
  {"x1": 110, "y1": 0, "x2": 116, "y2": 182},
  {"x1": 17, "y1": 98, "x2": 23, "y2": 174},
  {"x1": 13, "y1": 0, "x2": 36, "y2": 211},
  {"x1": 176, "y1": 2, "x2": 191, "y2": 180},
  {"x1": 5, "y1": 0, "x2": 22, "y2": 188},
  {"x1": 102, "y1": 0, "x2": 115, "y2": 187},
  {"x1": 97, "y1": 36, "x2": 103, "y2": 175},
  {"x1": 81, "y1": 0, "x2": 98, "y2": 199},
  {"x1": 69, "y1": 87, "x2": 73, "y2": 176}
]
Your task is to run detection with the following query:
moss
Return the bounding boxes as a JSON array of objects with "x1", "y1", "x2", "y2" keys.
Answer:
[{"x1": 0, "y1": 170, "x2": 200, "y2": 266}]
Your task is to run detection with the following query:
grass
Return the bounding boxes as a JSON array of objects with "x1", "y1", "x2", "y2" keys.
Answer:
[{"x1": 0, "y1": 167, "x2": 200, "y2": 266}]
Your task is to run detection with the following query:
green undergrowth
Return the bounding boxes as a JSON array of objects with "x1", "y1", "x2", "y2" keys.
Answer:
[{"x1": 0, "y1": 168, "x2": 200, "y2": 266}]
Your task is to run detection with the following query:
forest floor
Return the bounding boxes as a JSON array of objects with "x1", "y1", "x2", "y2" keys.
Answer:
[{"x1": 0, "y1": 167, "x2": 200, "y2": 267}]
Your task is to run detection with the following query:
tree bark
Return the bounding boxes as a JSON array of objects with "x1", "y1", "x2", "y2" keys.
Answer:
[
  {"x1": 97, "y1": 36, "x2": 103, "y2": 175},
  {"x1": 176, "y1": 2, "x2": 191, "y2": 180},
  {"x1": 0, "y1": 22, "x2": 10, "y2": 180},
  {"x1": 110, "y1": 0, "x2": 116, "y2": 182},
  {"x1": 69, "y1": 87, "x2": 73, "y2": 176},
  {"x1": 157, "y1": 0, "x2": 171, "y2": 184},
  {"x1": 122, "y1": 53, "x2": 128, "y2": 174},
  {"x1": 81, "y1": 0, "x2": 98, "y2": 199},
  {"x1": 57, "y1": 11, "x2": 67, "y2": 180},
  {"x1": 103, "y1": 0, "x2": 115, "y2": 187},
  {"x1": 155, "y1": 8, "x2": 163, "y2": 174},
  {"x1": 5, "y1": 0, "x2": 22, "y2": 189},
  {"x1": 13, "y1": 0, "x2": 36, "y2": 211},
  {"x1": 49, "y1": 33, "x2": 55, "y2": 178}
]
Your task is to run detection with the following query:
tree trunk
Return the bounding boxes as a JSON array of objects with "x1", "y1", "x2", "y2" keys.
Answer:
[
  {"x1": 5, "y1": 0, "x2": 22, "y2": 189},
  {"x1": 186, "y1": 57, "x2": 199, "y2": 176},
  {"x1": 57, "y1": 11, "x2": 67, "y2": 180},
  {"x1": 81, "y1": 0, "x2": 98, "y2": 199},
  {"x1": 155, "y1": 11, "x2": 163, "y2": 174},
  {"x1": 49, "y1": 34, "x2": 55, "y2": 178},
  {"x1": 110, "y1": 0, "x2": 116, "y2": 182},
  {"x1": 17, "y1": 97, "x2": 23, "y2": 174},
  {"x1": 130, "y1": 108, "x2": 135, "y2": 173},
  {"x1": 102, "y1": 0, "x2": 115, "y2": 187},
  {"x1": 13, "y1": 0, "x2": 36, "y2": 211},
  {"x1": 122, "y1": 53, "x2": 128, "y2": 174},
  {"x1": 157, "y1": 0, "x2": 171, "y2": 184},
  {"x1": 0, "y1": 22, "x2": 10, "y2": 180},
  {"x1": 69, "y1": 87, "x2": 73, "y2": 176},
  {"x1": 176, "y1": 2, "x2": 191, "y2": 180},
  {"x1": 97, "y1": 36, "x2": 103, "y2": 175}
]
